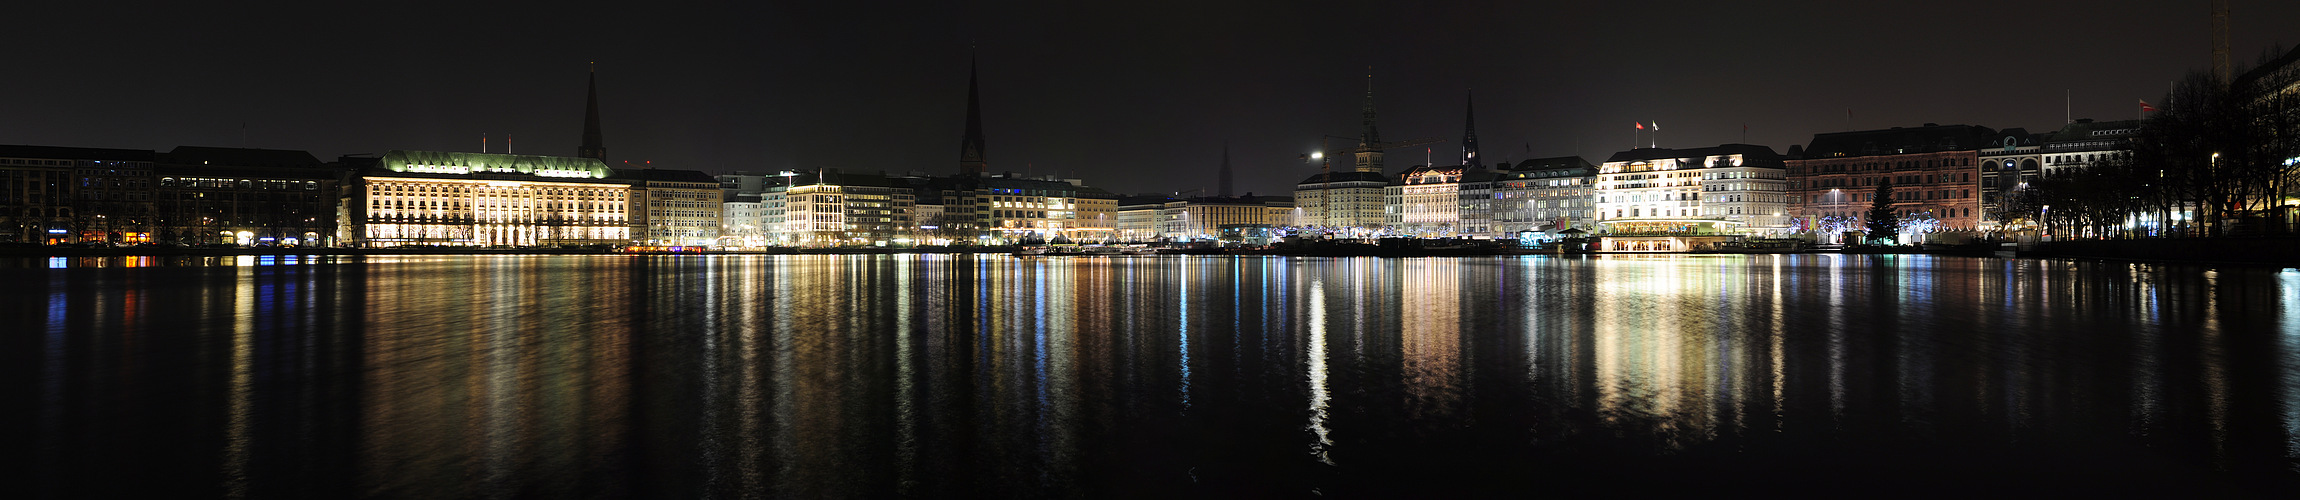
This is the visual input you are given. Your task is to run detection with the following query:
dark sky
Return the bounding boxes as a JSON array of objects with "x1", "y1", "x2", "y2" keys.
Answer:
[{"x1": 6, "y1": 1, "x2": 2297, "y2": 196}]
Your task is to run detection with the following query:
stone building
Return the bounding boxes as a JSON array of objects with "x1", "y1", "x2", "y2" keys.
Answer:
[
  {"x1": 1493, "y1": 156, "x2": 1598, "y2": 234},
  {"x1": 616, "y1": 167, "x2": 723, "y2": 246},
  {"x1": 343, "y1": 150, "x2": 630, "y2": 247},
  {"x1": 0, "y1": 145, "x2": 154, "y2": 244},
  {"x1": 153, "y1": 147, "x2": 342, "y2": 246}
]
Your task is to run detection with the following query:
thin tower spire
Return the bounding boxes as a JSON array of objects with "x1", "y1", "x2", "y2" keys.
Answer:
[
  {"x1": 1218, "y1": 141, "x2": 1234, "y2": 197},
  {"x1": 1353, "y1": 68, "x2": 1384, "y2": 173},
  {"x1": 577, "y1": 63, "x2": 606, "y2": 160},
  {"x1": 1461, "y1": 89, "x2": 1480, "y2": 168},
  {"x1": 958, "y1": 55, "x2": 989, "y2": 176}
]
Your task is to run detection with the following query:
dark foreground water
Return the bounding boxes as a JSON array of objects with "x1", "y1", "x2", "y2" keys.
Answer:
[{"x1": 5, "y1": 254, "x2": 2299, "y2": 498}]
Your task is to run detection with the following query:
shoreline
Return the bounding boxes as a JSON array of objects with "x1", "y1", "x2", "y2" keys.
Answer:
[{"x1": 11, "y1": 244, "x2": 2296, "y2": 268}]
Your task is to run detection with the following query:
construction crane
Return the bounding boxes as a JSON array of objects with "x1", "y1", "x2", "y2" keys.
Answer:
[{"x1": 1300, "y1": 134, "x2": 1443, "y2": 174}]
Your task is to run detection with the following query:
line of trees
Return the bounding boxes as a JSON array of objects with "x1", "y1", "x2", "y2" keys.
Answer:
[{"x1": 2010, "y1": 51, "x2": 2300, "y2": 238}]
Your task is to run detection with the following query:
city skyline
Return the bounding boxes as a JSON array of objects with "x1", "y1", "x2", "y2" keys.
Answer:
[{"x1": 5, "y1": 2, "x2": 2298, "y2": 197}]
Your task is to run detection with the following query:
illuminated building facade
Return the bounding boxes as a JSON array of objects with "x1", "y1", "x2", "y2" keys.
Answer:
[
  {"x1": 718, "y1": 171, "x2": 796, "y2": 246},
  {"x1": 0, "y1": 145, "x2": 154, "y2": 244},
  {"x1": 1694, "y1": 147, "x2": 1792, "y2": 236},
  {"x1": 153, "y1": 147, "x2": 342, "y2": 246},
  {"x1": 1116, "y1": 196, "x2": 1165, "y2": 242},
  {"x1": 1976, "y1": 130, "x2": 2043, "y2": 231},
  {"x1": 1494, "y1": 156, "x2": 1597, "y2": 234},
  {"x1": 773, "y1": 170, "x2": 917, "y2": 246},
  {"x1": 1388, "y1": 165, "x2": 1464, "y2": 236},
  {"x1": 1456, "y1": 169, "x2": 1499, "y2": 236},
  {"x1": 1152, "y1": 195, "x2": 1293, "y2": 241},
  {"x1": 1787, "y1": 124, "x2": 1991, "y2": 240},
  {"x1": 915, "y1": 173, "x2": 1115, "y2": 243},
  {"x1": 1597, "y1": 148, "x2": 1705, "y2": 221},
  {"x1": 344, "y1": 150, "x2": 630, "y2": 247},
  {"x1": 616, "y1": 168, "x2": 723, "y2": 246},
  {"x1": 721, "y1": 193, "x2": 762, "y2": 247},
  {"x1": 1293, "y1": 171, "x2": 1389, "y2": 233},
  {"x1": 1596, "y1": 144, "x2": 1789, "y2": 236}
]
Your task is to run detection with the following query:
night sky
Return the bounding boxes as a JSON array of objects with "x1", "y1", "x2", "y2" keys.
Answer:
[{"x1": 6, "y1": 2, "x2": 2297, "y2": 196}]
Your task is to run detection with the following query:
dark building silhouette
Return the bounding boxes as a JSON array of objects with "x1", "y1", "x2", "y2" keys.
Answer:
[
  {"x1": 0, "y1": 145, "x2": 155, "y2": 244},
  {"x1": 578, "y1": 68, "x2": 607, "y2": 161},
  {"x1": 153, "y1": 147, "x2": 341, "y2": 246}
]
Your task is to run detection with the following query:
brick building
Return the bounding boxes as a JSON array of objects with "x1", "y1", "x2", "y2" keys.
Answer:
[{"x1": 1787, "y1": 124, "x2": 1993, "y2": 242}]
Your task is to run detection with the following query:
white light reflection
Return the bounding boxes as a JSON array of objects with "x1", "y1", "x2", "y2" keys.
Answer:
[
  {"x1": 1307, "y1": 278, "x2": 1334, "y2": 465},
  {"x1": 736, "y1": 257, "x2": 766, "y2": 495},
  {"x1": 2281, "y1": 268, "x2": 2300, "y2": 470},
  {"x1": 1770, "y1": 255, "x2": 1786, "y2": 431},
  {"x1": 223, "y1": 260, "x2": 255, "y2": 498},
  {"x1": 1827, "y1": 253, "x2": 1846, "y2": 427},
  {"x1": 893, "y1": 257, "x2": 918, "y2": 495},
  {"x1": 481, "y1": 259, "x2": 521, "y2": 494},
  {"x1": 1178, "y1": 258, "x2": 1191, "y2": 413},
  {"x1": 2204, "y1": 269, "x2": 2228, "y2": 466}
]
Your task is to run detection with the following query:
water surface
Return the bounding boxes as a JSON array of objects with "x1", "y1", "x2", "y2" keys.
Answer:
[{"x1": 6, "y1": 254, "x2": 2298, "y2": 497}]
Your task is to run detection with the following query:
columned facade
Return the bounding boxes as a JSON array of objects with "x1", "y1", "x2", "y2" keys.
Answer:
[{"x1": 345, "y1": 151, "x2": 629, "y2": 247}]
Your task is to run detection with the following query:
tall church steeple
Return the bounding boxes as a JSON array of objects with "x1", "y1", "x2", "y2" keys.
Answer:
[
  {"x1": 958, "y1": 56, "x2": 989, "y2": 176},
  {"x1": 1353, "y1": 69, "x2": 1384, "y2": 173},
  {"x1": 1461, "y1": 89, "x2": 1481, "y2": 168},
  {"x1": 577, "y1": 65, "x2": 606, "y2": 160},
  {"x1": 1217, "y1": 141, "x2": 1234, "y2": 197}
]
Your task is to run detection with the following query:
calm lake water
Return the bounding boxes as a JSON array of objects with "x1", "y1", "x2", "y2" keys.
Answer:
[{"x1": 6, "y1": 254, "x2": 2299, "y2": 498}]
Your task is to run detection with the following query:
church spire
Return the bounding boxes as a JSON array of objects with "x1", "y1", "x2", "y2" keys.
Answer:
[
  {"x1": 1461, "y1": 89, "x2": 1480, "y2": 168},
  {"x1": 1353, "y1": 69, "x2": 1385, "y2": 173},
  {"x1": 1359, "y1": 69, "x2": 1381, "y2": 148},
  {"x1": 958, "y1": 56, "x2": 988, "y2": 176},
  {"x1": 577, "y1": 64, "x2": 606, "y2": 160},
  {"x1": 1217, "y1": 141, "x2": 1234, "y2": 197}
]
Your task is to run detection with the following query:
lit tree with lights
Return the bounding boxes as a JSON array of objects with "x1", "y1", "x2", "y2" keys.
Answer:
[
  {"x1": 1864, "y1": 179, "x2": 1899, "y2": 244},
  {"x1": 1898, "y1": 211, "x2": 1942, "y2": 238}
]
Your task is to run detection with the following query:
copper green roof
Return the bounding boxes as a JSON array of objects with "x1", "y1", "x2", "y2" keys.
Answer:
[{"x1": 376, "y1": 150, "x2": 612, "y2": 179}]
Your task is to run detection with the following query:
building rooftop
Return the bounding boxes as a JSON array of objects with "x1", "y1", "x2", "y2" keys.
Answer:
[
  {"x1": 1509, "y1": 156, "x2": 1596, "y2": 172},
  {"x1": 0, "y1": 145, "x2": 157, "y2": 162},
  {"x1": 1294, "y1": 171, "x2": 1391, "y2": 186},
  {"x1": 2040, "y1": 119, "x2": 2140, "y2": 144},
  {"x1": 376, "y1": 150, "x2": 614, "y2": 180},
  {"x1": 2235, "y1": 44, "x2": 2300, "y2": 94},
  {"x1": 162, "y1": 146, "x2": 323, "y2": 168},
  {"x1": 1603, "y1": 144, "x2": 1785, "y2": 166},
  {"x1": 613, "y1": 167, "x2": 720, "y2": 184},
  {"x1": 1798, "y1": 124, "x2": 1996, "y2": 159}
]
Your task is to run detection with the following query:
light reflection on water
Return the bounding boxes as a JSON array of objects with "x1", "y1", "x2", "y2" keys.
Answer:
[{"x1": 8, "y1": 254, "x2": 2300, "y2": 497}]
